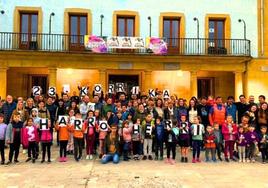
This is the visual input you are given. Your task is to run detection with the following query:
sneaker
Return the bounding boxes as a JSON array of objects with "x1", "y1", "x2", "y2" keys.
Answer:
[
  {"x1": 123, "y1": 158, "x2": 129, "y2": 161},
  {"x1": 225, "y1": 158, "x2": 230, "y2": 162},
  {"x1": 14, "y1": 159, "x2": 19, "y2": 163},
  {"x1": 192, "y1": 158, "x2": 196, "y2": 163},
  {"x1": 239, "y1": 159, "x2": 242, "y2": 163},
  {"x1": 75, "y1": 158, "x2": 79, "y2": 162},
  {"x1": 230, "y1": 158, "x2": 236, "y2": 162},
  {"x1": 59, "y1": 157, "x2": 64, "y2": 162},
  {"x1": 89, "y1": 155, "x2": 93, "y2": 160},
  {"x1": 86, "y1": 155, "x2": 90, "y2": 160},
  {"x1": 205, "y1": 159, "x2": 210, "y2": 162},
  {"x1": 251, "y1": 159, "x2": 255, "y2": 163},
  {"x1": 148, "y1": 155, "x2": 153, "y2": 160},
  {"x1": 165, "y1": 158, "x2": 170, "y2": 163},
  {"x1": 64, "y1": 157, "x2": 68, "y2": 162},
  {"x1": 1, "y1": 161, "x2": 5, "y2": 165},
  {"x1": 218, "y1": 157, "x2": 223, "y2": 161},
  {"x1": 25, "y1": 158, "x2": 32, "y2": 162},
  {"x1": 41, "y1": 160, "x2": 45, "y2": 163},
  {"x1": 212, "y1": 159, "x2": 217, "y2": 163},
  {"x1": 170, "y1": 159, "x2": 176, "y2": 165},
  {"x1": 47, "y1": 159, "x2": 51, "y2": 163},
  {"x1": 159, "y1": 156, "x2": 163, "y2": 161},
  {"x1": 6, "y1": 161, "x2": 11, "y2": 165},
  {"x1": 196, "y1": 158, "x2": 201, "y2": 163},
  {"x1": 142, "y1": 156, "x2": 147, "y2": 160}
]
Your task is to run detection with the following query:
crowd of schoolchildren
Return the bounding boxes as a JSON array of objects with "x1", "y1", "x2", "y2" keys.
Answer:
[{"x1": 0, "y1": 90, "x2": 268, "y2": 165}]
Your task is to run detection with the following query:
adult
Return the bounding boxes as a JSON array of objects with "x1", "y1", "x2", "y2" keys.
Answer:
[
  {"x1": 146, "y1": 98, "x2": 159, "y2": 120},
  {"x1": 176, "y1": 98, "x2": 188, "y2": 123},
  {"x1": 188, "y1": 99, "x2": 198, "y2": 124},
  {"x1": 258, "y1": 95, "x2": 266, "y2": 108},
  {"x1": 1, "y1": 95, "x2": 16, "y2": 124},
  {"x1": 244, "y1": 104, "x2": 258, "y2": 127},
  {"x1": 46, "y1": 97, "x2": 57, "y2": 127},
  {"x1": 248, "y1": 95, "x2": 257, "y2": 107},
  {"x1": 93, "y1": 95, "x2": 103, "y2": 115},
  {"x1": 163, "y1": 100, "x2": 177, "y2": 122},
  {"x1": 101, "y1": 125, "x2": 120, "y2": 164},
  {"x1": 79, "y1": 95, "x2": 90, "y2": 120},
  {"x1": 102, "y1": 97, "x2": 114, "y2": 118},
  {"x1": 209, "y1": 96, "x2": 226, "y2": 127},
  {"x1": 11, "y1": 101, "x2": 29, "y2": 123},
  {"x1": 62, "y1": 93, "x2": 71, "y2": 109},
  {"x1": 197, "y1": 97, "x2": 210, "y2": 127},
  {"x1": 25, "y1": 98, "x2": 35, "y2": 115},
  {"x1": 133, "y1": 103, "x2": 146, "y2": 122},
  {"x1": 70, "y1": 91, "x2": 80, "y2": 105},
  {"x1": 257, "y1": 102, "x2": 268, "y2": 130},
  {"x1": 155, "y1": 98, "x2": 164, "y2": 118},
  {"x1": 226, "y1": 96, "x2": 237, "y2": 123},
  {"x1": 235, "y1": 95, "x2": 250, "y2": 124}
]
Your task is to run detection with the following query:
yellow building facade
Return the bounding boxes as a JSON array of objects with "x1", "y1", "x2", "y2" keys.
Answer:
[{"x1": 0, "y1": 0, "x2": 265, "y2": 101}]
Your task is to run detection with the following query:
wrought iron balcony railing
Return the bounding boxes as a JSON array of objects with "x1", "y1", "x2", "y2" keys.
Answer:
[{"x1": 0, "y1": 32, "x2": 251, "y2": 56}]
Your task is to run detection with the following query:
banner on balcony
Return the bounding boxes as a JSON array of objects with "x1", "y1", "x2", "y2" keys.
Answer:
[
  {"x1": 146, "y1": 37, "x2": 168, "y2": 55},
  {"x1": 84, "y1": 35, "x2": 108, "y2": 53},
  {"x1": 107, "y1": 36, "x2": 145, "y2": 49}
]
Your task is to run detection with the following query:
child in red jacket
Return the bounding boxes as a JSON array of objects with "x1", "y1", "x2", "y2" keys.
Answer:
[
  {"x1": 222, "y1": 115, "x2": 237, "y2": 162},
  {"x1": 204, "y1": 125, "x2": 216, "y2": 162}
]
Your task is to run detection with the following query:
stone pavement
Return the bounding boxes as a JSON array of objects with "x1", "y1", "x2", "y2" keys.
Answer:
[{"x1": 1, "y1": 145, "x2": 268, "y2": 188}]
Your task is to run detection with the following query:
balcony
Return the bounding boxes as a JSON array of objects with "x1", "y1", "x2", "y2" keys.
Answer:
[{"x1": 0, "y1": 32, "x2": 251, "y2": 56}]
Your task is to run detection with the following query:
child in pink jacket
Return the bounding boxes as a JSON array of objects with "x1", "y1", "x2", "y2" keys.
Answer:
[
  {"x1": 222, "y1": 115, "x2": 237, "y2": 162},
  {"x1": 122, "y1": 120, "x2": 132, "y2": 161},
  {"x1": 21, "y1": 117, "x2": 39, "y2": 163}
]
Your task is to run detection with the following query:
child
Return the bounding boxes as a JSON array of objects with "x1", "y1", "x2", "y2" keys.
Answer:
[
  {"x1": 84, "y1": 110, "x2": 96, "y2": 160},
  {"x1": 166, "y1": 120, "x2": 179, "y2": 165},
  {"x1": 40, "y1": 119, "x2": 52, "y2": 163},
  {"x1": 142, "y1": 114, "x2": 155, "y2": 160},
  {"x1": 154, "y1": 116, "x2": 164, "y2": 161},
  {"x1": 67, "y1": 110, "x2": 75, "y2": 155},
  {"x1": 21, "y1": 118, "x2": 39, "y2": 163},
  {"x1": 178, "y1": 114, "x2": 190, "y2": 163},
  {"x1": 31, "y1": 108, "x2": 40, "y2": 159},
  {"x1": 222, "y1": 115, "x2": 237, "y2": 162},
  {"x1": 191, "y1": 116, "x2": 205, "y2": 163},
  {"x1": 204, "y1": 125, "x2": 216, "y2": 162},
  {"x1": 236, "y1": 125, "x2": 247, "y2": 162},
  {"x1": 258, "y1": 126, "x2": 268, "y2": 163},
  {"x1": 5, "y1": 113, "x2": 23, "y2": 165},
  {"x1": 213, "y1": 123, "x2": 223, "y2": 161},
  {"x1": 55, "y1": 117, "x2": 71, "y2": 162},
  {"x1": 71, "y1": 113, "x2": 86, "y2": 162},
  {"x1": 245, "y1": 124, "x2": 259, "y2": 162},
  {"x1": 122, "y1": 121, "x2": 132, "y2": 161},
  {"x1": 132, "y1": 118, "x2": 142, "y2": 160},
  {"x1": 0, "y1": 113, "x2": 7, "y2": 164}
]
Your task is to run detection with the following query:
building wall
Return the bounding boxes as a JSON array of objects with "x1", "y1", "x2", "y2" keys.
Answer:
[{"x1": 0, "y1": 0, "x2": 258, "y2": 56}]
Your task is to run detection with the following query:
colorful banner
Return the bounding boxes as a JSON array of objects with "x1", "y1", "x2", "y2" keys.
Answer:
[
  {"x1": 84, "y1": 35, "x2": 107, "y2": 53},
  {"x1": 146, "y1": 37, "x2": 168, "y2": 55},
  {"x1": 107, "y1": 36, "x2": 145, "y2": 49},
  {"x1": 84, "y1": 35, "x2": 167, "y2": 54}
]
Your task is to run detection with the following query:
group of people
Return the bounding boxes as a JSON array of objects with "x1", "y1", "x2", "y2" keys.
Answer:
[{"x1": 0, "y1": 90, "x2": 268, "y2": 165}]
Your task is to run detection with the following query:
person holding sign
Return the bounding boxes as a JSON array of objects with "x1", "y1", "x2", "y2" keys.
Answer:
[
  {"x1": 141, "y1": 114, "x2": 155, "y2": 160},
  {"x1": 122, "y1": 121, "x2": 132, "y2": 161},
  {"x1": 5, "y1": 113, "x2": 23, "y2": 165},
  {"x1": 21, "y1": 118, "x2": 39, "y2": 163},
  {"x1": 191, "y1": 116, "x2": 205, "y2": 163},
  {"x1": 165, "y1": 120, "x2": 179, "y2": 165},
  {"x1": 39, "y1": 118, "x2": 52, "y2": 163},
  {"x1": 84, "y1": 110, "x2": 96, "y2": 160},
  {"x1": 154, "y1": 117, "x2": 165, "y2": 161},
  {"x1": 55, "y1": 116, "x2": 71, "y2": 162},
  {"x1": 178, "y1": 115, "x2": 190, "y2": 163},
  {"x1": 70, "y1": 113, "x2": 85, "y2": 162},
  {"x1": 101, "y1": 124, "x2": 120, "y2": 164},
  {"x1": 132, "y1": 118, "x2": 142, "y2": 160}
]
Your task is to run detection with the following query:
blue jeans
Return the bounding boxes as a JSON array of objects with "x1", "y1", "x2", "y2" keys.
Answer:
[
  {"x1": 192, "y1": 140, "x2": 202, "y2": 159},
  {"x1": 101, "y1": 153, "x2": 120, "y2": 164}
]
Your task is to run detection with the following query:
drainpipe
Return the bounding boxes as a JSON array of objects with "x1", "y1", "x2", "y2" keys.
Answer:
[{"x1": 261, "y1": 0, "x2": 264, "y2": 56}]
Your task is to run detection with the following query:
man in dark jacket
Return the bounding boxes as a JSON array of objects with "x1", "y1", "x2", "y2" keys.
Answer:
[{"x1": 1, "y1": 95, "x2": 16, "y2": 124}]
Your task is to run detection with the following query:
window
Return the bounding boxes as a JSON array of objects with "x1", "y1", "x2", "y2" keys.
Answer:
[
  {"x1": 117, "y1": 16, "x2": 135, "y2": 36},
  {"x1": 208, "y1": 19, "x2": 225, "y2": 48},
  {"x1": 163, "y1": 18, "x2": 180, "y2": 52},
  {"x1": 19, "y1": 13, "x2": 38, "y2": 49},
  {"x1": 69, "y1": 15, "x2": 87, "y2": 50}
]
